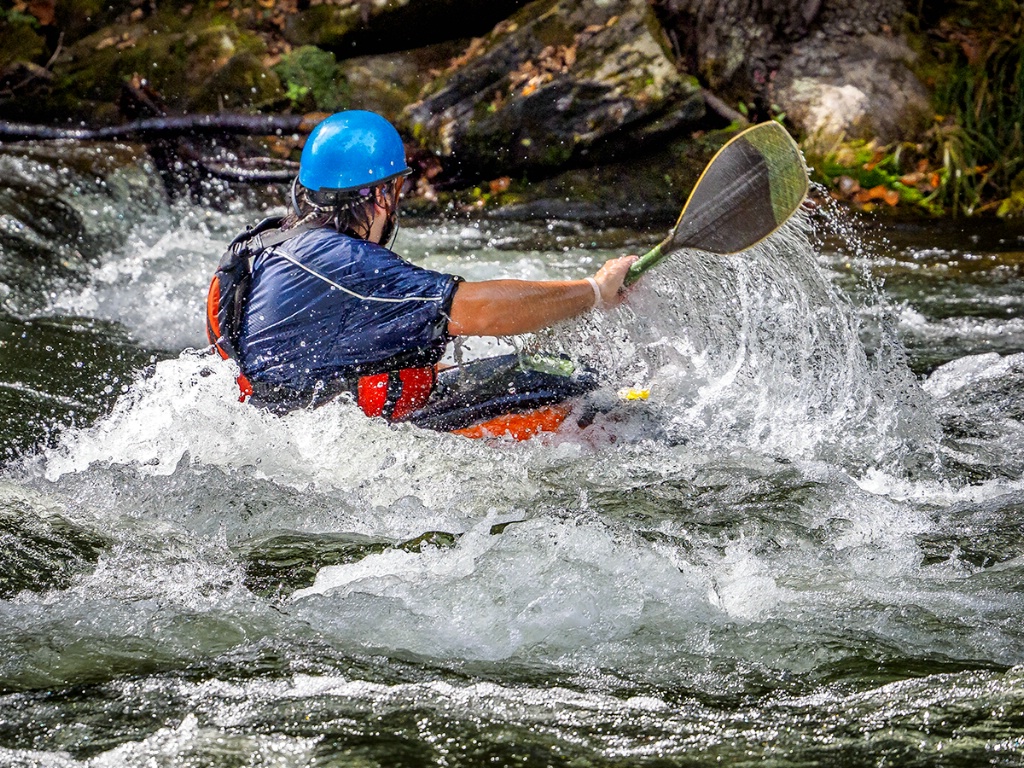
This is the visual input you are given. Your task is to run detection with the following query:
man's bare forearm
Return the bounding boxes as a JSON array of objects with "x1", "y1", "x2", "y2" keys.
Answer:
[{"x1": 447, "y1": 279, "x2": 595, "y2": 336}]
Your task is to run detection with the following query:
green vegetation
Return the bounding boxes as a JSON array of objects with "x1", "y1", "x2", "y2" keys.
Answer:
[
  {"x1": 926, "y1": 0, "x2": 1024, "y2": 216},
  {"x1": 807, "y1": 139, "x2": 947, "y2": 216},
  {"x1": 0, "y1": 9, "x2": 45, "y2": 70},
  {"x1": 2, "y1": 0, "x2": 1022, "y2": 219},
  {"x1": 807, "y1": 1, "x2": 1024, "y2": 218},
  {"x1": 273, "y1": 46, "x2": 350, "y2": 112}
]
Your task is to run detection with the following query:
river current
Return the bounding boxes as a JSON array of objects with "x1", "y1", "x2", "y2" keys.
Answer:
[{"x1": 1, "y1": 145, "x2": 1023, "y2": 766}]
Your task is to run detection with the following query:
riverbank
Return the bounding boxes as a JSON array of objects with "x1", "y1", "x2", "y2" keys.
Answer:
[{"x1": 0, "y1": 0, "x2": 1021, "y2": 220}]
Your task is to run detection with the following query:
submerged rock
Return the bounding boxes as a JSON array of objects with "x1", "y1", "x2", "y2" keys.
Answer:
[
  {"x1": 403, "y1": 0, "x2": 703, "y2": 181},
  {"x1": 0, "y1": 143, "x2": 160, "y2": 312},
  {"x1": 0, "y1": 482, "x2": 109, "y2": 598}
]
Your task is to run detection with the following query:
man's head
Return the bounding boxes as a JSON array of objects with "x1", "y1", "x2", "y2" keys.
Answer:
[{"x1": 291, "y1": 111, "x2": 411, "y2": 243}]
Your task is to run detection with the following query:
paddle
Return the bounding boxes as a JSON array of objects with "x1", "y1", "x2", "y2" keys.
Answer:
[{"x1": 624, "y1": 121, "x2": 809, "y2": 286}]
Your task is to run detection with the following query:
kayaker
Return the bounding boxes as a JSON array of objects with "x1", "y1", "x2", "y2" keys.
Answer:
[{"x1": 207, "y1": 110, "x2": 636, "y2": 422}]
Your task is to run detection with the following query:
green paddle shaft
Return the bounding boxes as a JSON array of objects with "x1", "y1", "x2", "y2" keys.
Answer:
[{"x1": 624, "y1": 240, "x2": 666, "y2": 287}]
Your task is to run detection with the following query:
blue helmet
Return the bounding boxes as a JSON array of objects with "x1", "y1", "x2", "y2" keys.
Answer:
[{"x1": 298, "y1": 111, "x2": 411, "y2": 194}]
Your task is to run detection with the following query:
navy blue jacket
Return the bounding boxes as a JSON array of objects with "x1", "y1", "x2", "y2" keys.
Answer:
[{"x1": 239, "y1": 228, "x2": 460, "y2": 394}]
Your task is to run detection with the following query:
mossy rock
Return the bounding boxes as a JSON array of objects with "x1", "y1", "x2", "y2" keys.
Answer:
[
  {"x1": 505, "y1": 130, "x2": 726, "y2": 225},
  {"x1": 197, "y1": 51, "x2": 283, "y2": 112},
  {"x1": 283, "y1": 0, "x2": 531, "y2": 56},
  {"x1": 283, "y1": 4, "x2": 363, "y2": 50},
  {"x1": 334, "y1": 42, "x2": 464, "y2": 121},
  {"x1": 51, "y1": 0, "x2": 137, "y2": 47},
  {"x1": 0, "y1": 10, "x2": 47, "y2": 71},
  {"x1": 273, "y1": 45, "x2": 349, "y2": 112},
  {"x1": 46, "y1": 9, "x2": 282, "y2": 120},
  {"x1": 402, "y1": 0, "x2": 702, "y2": 181}
]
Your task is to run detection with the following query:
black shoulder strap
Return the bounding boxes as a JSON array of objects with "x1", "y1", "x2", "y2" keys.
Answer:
[
  {"x1": 212, "y1": 218, "x2": 312, "y2": 358},
  {"x1": 252, "y1": 224, "x2": 310, "y2": 251},
  {"x1": 229, "y1": 215, "x2": 285, "y2": 249}
]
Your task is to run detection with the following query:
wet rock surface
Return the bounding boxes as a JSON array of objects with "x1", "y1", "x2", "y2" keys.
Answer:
[
  {"x1": 283, "y1": 0, "x2": 531, "y2": 55},
  {"x1": 403, "y1": 0, "x2": 703, "y2": 181}
]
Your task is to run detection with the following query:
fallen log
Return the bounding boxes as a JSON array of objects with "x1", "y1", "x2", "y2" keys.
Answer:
[
  {"x1": 0, "y1": 113, "x2": 325, "y2": 142},
  {"x1": 198, "y1": 157, "x2": 299, "y2": 183}
]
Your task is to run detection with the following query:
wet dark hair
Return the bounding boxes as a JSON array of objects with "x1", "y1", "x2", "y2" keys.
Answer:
[{"x1": 282, "y1": 178, "x2": 400, "y2": 243}]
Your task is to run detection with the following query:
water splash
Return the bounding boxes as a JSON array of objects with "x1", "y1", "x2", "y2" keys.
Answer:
[
  {"x1": 540, "y1": 210, "x2": 940, "y2": 472},
  {"x1": 45, "y1": 204, "x2": 252, "y2": 352}
]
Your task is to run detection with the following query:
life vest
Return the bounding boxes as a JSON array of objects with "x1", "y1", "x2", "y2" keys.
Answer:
[{"x1": 205, "y1": 219, "x2": 436, "y2": 419}]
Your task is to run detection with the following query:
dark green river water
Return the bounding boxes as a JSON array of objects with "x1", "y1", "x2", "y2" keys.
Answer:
[{"x1": 1, "y1": 144, "x2": 1023, "y2": 767}]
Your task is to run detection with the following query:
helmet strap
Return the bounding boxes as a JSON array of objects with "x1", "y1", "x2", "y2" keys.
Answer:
[
  {"x1": 375, "y1": 182, "x2": 401, "y2": 248},
  {"x1": 290, "y1": 176, "x2": 302, "y2": 216}
]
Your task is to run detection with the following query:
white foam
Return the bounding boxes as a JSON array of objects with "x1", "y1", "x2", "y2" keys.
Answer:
[
  {"x1": 38, "y1": 352, "x2": 577, "y2": 526},
  {"x1": 290, "y1": 515, "x2": 716, "y2": 661},
  {"x1": 88, "y1": 714, "x2": 318, "y2": 768},
  {"x1": 47, "y1": 208, "x2": 251, "y2": 351},
  {"x1": 923, "y1": 352, "x2": 1020, "y2": 399}
]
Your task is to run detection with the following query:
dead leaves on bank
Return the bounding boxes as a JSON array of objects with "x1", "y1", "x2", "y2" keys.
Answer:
[
  {"x1": 440, "y1": 13, "x2": 621, "y2": 111},
  {"x1": 508, "y1": 44, "x2": 576, "y2": 97},
  {"x1": 506, "y1": 17, "x2": 618, "y2": 99},
  {"x1": 822, "y1": 141, "x2": 947, "y2": 214},
  {"x1": 10, "y1": 0, "x2": 55, "y2": 27}
]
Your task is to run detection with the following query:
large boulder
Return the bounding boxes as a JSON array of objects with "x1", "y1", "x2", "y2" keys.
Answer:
[
  {"x1": 654, "y1": 0, "x2": 931, "y2": 146},
  {"x1": 402, "y1": 0, "x2": 704, "y2": 182},
  {"x1": 774, "y1": 31, "x2": 931, "y2": 147},
  {"x1": 333, "y1": 43, "x2": 465, "y2": 122},
  {"x1": 654, "y1": 0, "x2": 826, "y2": 103}
]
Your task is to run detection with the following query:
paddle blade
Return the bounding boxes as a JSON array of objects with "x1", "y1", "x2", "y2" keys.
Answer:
[{"x1": 626, "y1": 122, "x2": 808, "y2": 284}]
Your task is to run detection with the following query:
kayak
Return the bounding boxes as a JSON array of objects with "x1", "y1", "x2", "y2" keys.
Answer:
[{"x1": 405, "y1": 354, "x2": 600, "y2": 441}]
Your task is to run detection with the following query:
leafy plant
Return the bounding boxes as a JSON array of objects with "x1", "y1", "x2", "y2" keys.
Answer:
[
  {"x1": 273, "y1": 45, "x2": 349, "y2": 111},
  {"x1": 808, "y1": 139, "x2": 946, "y2": 216},
  {"x1": 927, "y1": 0, "x2": 1024, "y2": 216}
]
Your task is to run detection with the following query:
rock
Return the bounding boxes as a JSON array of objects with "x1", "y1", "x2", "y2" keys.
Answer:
[
  {"x1": 51, "y1": 0, "x2": 137, "y2": 48},
  {"x1": 283, "y1": 0, "x2": 530, "y2": 56},
  {"x1": 274, "y1": 41, "x2": 461, "y2": 121},
  {"x1": 654, "y1": 0, "x2": 934, "y2": 158},
  {"x1": 482, "y1": 130, "x2": 725, "y2": 227},
  {"x1": 336, "y1": 42, "x2": 465, "y2": 122},
  {"x1": 775, "y1": 32, "x2": 931, "y2": 147},
  {"x1": 34, "y1": 9, "x2": 284, "y2": 122},
  {"x1": 274, "y1": 46, "x2": 350, "y2": 112},
  {"x1": 0, "y1": 142, "x2": 162, "y2": 312},
  {"x1": 781, "y1": 80, "x2": 869, "y2": 141},
  {"x1": 403, "y1": 0, "x2": 703, "y2": 181},
  {"x1": 0, "y1": 11, "x2": 47, "y2": 72},
  {"x1": 655, "y1": 0, "x2": 828, "y2": 102}
]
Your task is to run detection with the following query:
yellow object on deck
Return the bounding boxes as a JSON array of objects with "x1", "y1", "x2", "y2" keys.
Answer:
[{"x1": 618, "y1": 387, "x2": 650, "y2": 401}]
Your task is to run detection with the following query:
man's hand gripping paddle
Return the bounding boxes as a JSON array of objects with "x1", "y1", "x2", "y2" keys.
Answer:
[{"x1": 624, "y1": 121, "x2": 809, "y2": 287}]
